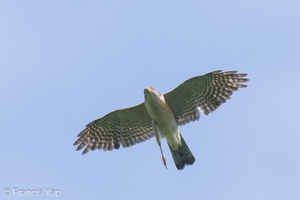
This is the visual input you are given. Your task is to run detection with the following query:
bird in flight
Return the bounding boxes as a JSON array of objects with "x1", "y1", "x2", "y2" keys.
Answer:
[{"x1": 74, "y1": 70, "x2": 248, "y2": 170}]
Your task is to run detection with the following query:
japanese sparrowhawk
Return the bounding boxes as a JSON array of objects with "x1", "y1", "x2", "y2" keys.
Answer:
[{"x1": 74, "y1": 70, "x2": 248, "y2": 170}]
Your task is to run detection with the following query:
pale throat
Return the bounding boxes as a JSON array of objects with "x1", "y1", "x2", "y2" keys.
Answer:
[{"x1": 144, "y1": 92, "x2": 168, "y2": 120}]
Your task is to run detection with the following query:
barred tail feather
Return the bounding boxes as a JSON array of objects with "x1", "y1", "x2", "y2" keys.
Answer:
[{"x1": 168, "y1": 134, "x2": 195, "y2": 170}]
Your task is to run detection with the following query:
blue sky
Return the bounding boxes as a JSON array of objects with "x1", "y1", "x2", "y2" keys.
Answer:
[{"x1": 1, "y1": 0, "x2": 300, "y2": 199}]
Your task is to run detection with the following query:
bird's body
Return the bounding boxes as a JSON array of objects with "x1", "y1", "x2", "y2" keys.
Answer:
[
  {"x1": 144, "y1": 86, "x2": 195, "y2": 169},
  {"x1": 144, "y1": 87, "x2": 180, "y2": 150},
  {"x1": 74, "y1": 70, "x2": 249, "y2": 170}
]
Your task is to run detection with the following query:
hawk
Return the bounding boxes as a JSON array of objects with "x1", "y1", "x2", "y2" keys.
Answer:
[{"x1": 74, "y1": 70, "x2": 248, "y2": 170}]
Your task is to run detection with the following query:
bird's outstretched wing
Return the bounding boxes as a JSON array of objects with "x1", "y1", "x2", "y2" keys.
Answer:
[
  {"x1": 73, "y1": 103, "x2": 154, "y2": 154},
  {"x1": 164, "y1": 70, "x2": 249, "y2": 126}
]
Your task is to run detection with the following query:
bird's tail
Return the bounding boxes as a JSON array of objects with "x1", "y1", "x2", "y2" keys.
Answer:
[{"x1": 168, "y1": 134, "x2": 195, "y2": 170}]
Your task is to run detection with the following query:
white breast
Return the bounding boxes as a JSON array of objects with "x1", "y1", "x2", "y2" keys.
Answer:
[{"x1": 144, "y1": 88, "x2": 181, "y2": 150}]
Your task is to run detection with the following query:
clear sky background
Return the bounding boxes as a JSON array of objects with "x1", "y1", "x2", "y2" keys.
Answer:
[{"x1": 1, "y1": 1, "x2": 299, "y2": 200}]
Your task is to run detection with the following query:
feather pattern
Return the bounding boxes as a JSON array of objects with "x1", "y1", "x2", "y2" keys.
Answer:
[
  {"x1": 73, "y1": 103, "x2": 154, "y2": 154},
  {"x1": 164, "y1": 70, "x2": 248, "y2": 126}
]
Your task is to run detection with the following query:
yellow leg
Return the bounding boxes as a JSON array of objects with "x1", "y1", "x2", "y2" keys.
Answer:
[{"x1": 152, "y1": 120, "x2": 167, "y2": 169}]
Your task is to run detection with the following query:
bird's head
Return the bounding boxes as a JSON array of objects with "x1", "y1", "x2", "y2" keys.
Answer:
[{"x1": 144, "y1": 87, "x2": 165, "y2": 106}]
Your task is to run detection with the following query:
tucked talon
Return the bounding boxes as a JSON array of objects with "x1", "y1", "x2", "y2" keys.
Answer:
[{"x1": 162, "y1": 156, "x2": 167, "y2": 169}]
